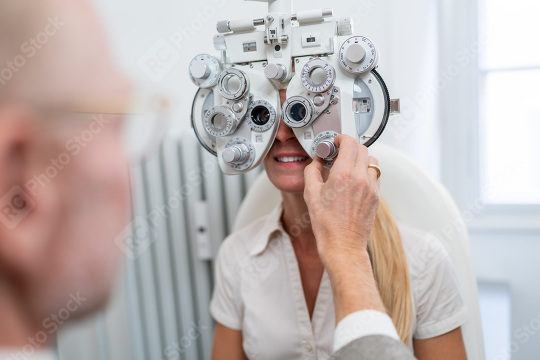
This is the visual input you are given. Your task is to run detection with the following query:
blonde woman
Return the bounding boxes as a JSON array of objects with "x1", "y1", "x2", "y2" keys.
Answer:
[{"x1": 210, "y1": 89, "x2": 468, "y2": 359}]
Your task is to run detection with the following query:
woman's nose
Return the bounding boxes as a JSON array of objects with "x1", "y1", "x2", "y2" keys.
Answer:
[
  {"x1": 275, "y1": 118, "x2": 296, "y2": 142},
  {"x1": 276, "y1": 89, "x2": 296, "y2": 142},
  {"x1": 279, "y1": 88, "x2": 287, "y2": 106}
]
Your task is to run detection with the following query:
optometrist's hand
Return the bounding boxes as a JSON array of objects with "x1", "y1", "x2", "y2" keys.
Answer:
[
  {"x1": 304, "y1": 134, "x2": 381, "y2": 264},
  {"x1": 304, "y1": 134, "x2": 384, "y2": 320}
]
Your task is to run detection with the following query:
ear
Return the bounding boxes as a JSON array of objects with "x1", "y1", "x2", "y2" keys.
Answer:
[{"x1": 0, "y1": 105, "x2": 55, "y2": 277}]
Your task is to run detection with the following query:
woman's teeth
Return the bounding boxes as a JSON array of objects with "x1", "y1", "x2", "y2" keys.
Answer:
[{"x1": 276, "y1": 156, "x2": 308, "y2": 163}]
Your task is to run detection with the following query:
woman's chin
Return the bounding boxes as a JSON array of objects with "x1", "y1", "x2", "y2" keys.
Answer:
[
  {"x1": 263, "y1": 155, "x2": 312, "y2": 194},
  {"x1": 277, "y1": 181, "x2": 305, "y2": 193},
  {"x1": 266, "y1": 171, "x2": 306, "y2": 193}
]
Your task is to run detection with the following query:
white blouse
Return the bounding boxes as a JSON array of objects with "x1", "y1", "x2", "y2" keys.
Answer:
[{"x1": 210, "y1": 204, "x2": 468, "y2": 359}]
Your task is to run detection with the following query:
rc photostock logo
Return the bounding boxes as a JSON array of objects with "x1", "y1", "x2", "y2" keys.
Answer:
[
  {"x1": 137, "y1": 39, "x2": 181, "y2": 82},
  {"x1": 137, "y1": 0, "x2": 226, "y2": 82},
  {"x1": 0, "y1": 186, "x2": 35, "y2": 230},
  {"x1": 0, "y1": 17, "x2": 65, "y2": 88},
  {"x1": 114, "y1": 216, "x2": 158, "y2": 260}
]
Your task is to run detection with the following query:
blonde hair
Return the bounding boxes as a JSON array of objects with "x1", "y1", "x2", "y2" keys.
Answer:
[{"x1": 368, "y1": 197, "x2": 413, "y2": 344}]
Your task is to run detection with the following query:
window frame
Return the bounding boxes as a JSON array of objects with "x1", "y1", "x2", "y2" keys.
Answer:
[{"x1": 438, "y1": 0, "x2": 540, "y2": 232}]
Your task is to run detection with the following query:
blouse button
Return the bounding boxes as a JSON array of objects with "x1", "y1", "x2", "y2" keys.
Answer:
[{"x1": 304, "y1": 343, "x2": 313, "y2": 352}]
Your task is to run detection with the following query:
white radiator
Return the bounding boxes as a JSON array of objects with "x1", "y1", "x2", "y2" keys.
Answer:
[{"x1": 57, "y1": 132, "x2": 262, "y2": 360}]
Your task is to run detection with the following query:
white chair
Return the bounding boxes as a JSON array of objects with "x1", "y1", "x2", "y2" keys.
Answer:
[{"x1": 233, "y1": 142, "x2": 485, "y2": 360}]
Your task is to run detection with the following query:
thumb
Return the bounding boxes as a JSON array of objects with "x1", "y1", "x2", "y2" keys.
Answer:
[{"x1": 304, "y1": 156, "x2": 324, "y2": 186}]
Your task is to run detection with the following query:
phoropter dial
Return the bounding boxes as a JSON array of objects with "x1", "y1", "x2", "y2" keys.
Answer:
[
  {"x1": 222, "y1": 137, "x2": 255, "y2": 171},
  {"x1": 339, "y1": 36, "x2": 378, "y2": 74},
  {"x1": 246, "y1": 99, "x2": 277, "y2": 132},
  {"x1": 218, "y1": 68, "x2": 250, "y2": 100},
  {"x1": 204, "y1": 105, "x2": 240, "y2": 137},
  {"x1": 189, "y1": 54, "x2": 221, "y2": 88},
  {"x1": 311, "y1": 131, "x2": 339, "y2": 159},
  {"x1": 301, "y1": 59, "x2": 336, "y2": 93}
]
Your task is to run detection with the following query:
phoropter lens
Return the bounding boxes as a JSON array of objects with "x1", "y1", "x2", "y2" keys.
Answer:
[
  {"x1": 218, "y1": 68, "x2": 249, "y2": 100},
  {"x1": 211, "y1": 113, "x2": 227, "y2": 130},
  {"x1": 289, "y1": 103, "x2": 307, "y2": 122},
  {"x1": 251, "y1": 105, "x2": 270, "y2": 126},
  {"x1": 282, "y1": 96, "x2": 313, "y2": 128},
  {"x1": 223, "y1": 74, "x2": 241, "y2": 95}
]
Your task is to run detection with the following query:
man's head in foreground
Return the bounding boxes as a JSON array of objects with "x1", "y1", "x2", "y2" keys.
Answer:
[{"x1": 0, "y1": 0, "x2": 131, "y2": 349}]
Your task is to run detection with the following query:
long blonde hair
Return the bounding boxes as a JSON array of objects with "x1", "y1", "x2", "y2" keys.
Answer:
[{"x1": 368, "y1": 197, "x2": 413, "y2": 344}]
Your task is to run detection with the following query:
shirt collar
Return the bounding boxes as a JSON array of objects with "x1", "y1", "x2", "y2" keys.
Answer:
[{"x1": 249, "y1": 202, "x2": 285, "y2": 256}]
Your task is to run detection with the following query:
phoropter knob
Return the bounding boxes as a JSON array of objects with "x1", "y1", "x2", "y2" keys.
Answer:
[
  {"x1": 265, "y1": 63, "x2": 286, "y2": 81},
  {"x1": 222, "y1": 144, "x2": 249, "y2": 164},
  {"x1": 338, "y1": 36, "x2": 378, "y2": 74},
  {"x1": 316, "y1": 140, "x2": 339, "y2": 159},
  {"x1": 190, "y1": 62, "x2": 210, "y2": 80},
  {"x1": 346, "y1": 43, "x2": 366, "y2": 64},
  {"x1": 189, "y1": 54, "x2": 221, "y2": 88}
]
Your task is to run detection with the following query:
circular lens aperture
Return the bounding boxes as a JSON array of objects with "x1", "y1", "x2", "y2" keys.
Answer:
[
  {"x1": 218, "y1": 68, "x2": 249, "y2": 100},
  {"x1": 223, "y1": 74, "x2": 241, "y2": 95},
  {"x1": 211, "y1": 113, "x2": 227, "y2": 130},
  {"x1": 282, "y1": 96, "x2": 313, "y2": 128},
  {"x1": 246, "y1": 99, "x2": 277, "y2": 132},
  {"x1": 289, "y1": 103, "x2": 307, "y2": 122},
  {"x1": 251, "y1": 105, "x2": 270, "y2": 126},
  {"x1": 203, "y1": 105, "x2": 239, "y2": 137}
]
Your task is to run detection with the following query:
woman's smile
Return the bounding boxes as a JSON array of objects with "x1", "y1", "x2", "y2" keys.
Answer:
[{"x1": 273, "y1": 152, "x2": 310, "y2": 168}]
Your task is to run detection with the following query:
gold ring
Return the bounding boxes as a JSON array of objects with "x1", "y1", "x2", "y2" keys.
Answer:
[{"x1": 368, "y1": 164, "x2": 381, "y2": 179}]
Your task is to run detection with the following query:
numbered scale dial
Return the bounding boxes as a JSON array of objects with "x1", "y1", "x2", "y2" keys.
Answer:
[
  {"x1": 339, "y1": 36, "x2": 378, "y2": 74},
  {"x1": 311, "y1": 131, "x2": 339, "y2": 158},
  {"x1": 301, "y1": 59, "x2": 336, "y2": 93},
  {"x1": 204, "y1": 106, "x2": 239, "y2": 137},
  {"x1": 189, "y1": 54, "x2": 221, "y2": 88},
  {"x1": 222, "y1": 137, "x2": 255, "y2": 171}
]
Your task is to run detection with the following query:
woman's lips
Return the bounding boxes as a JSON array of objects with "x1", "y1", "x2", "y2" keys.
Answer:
[{"x1": 273, "y1": 153, "x2": 310, "y2": 167}]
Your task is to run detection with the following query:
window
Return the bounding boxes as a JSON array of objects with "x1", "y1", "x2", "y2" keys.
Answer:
[{"x1": 478, "y1": 0, "x2": 540, "y2": 204}]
